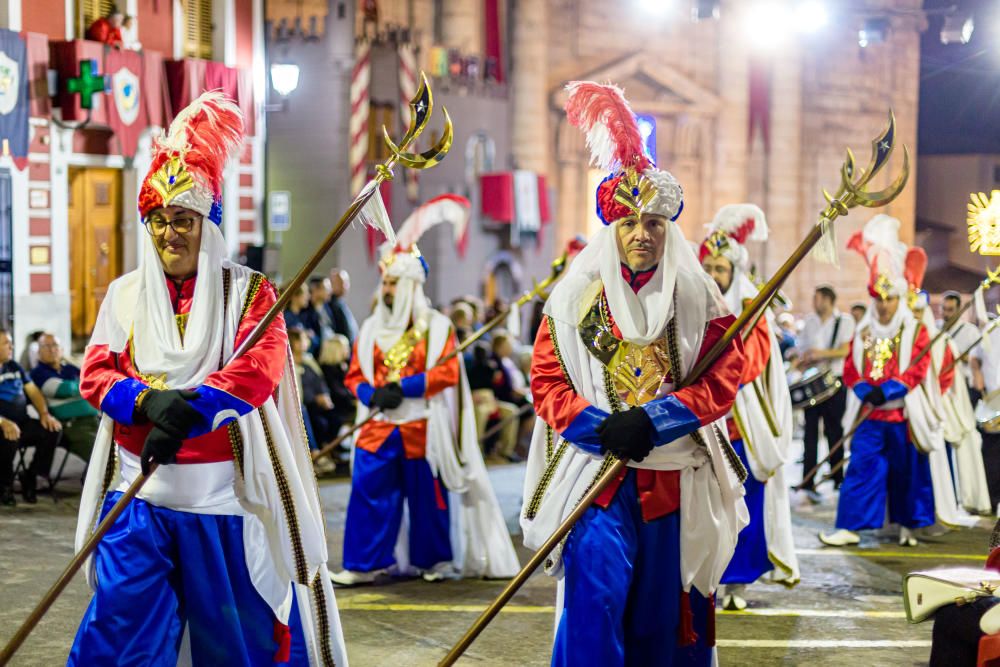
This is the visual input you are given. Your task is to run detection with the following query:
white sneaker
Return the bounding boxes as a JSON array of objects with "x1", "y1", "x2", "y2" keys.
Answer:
[
  {"x1": 328, "y1": 569, "x2": 378, "y2": 586},
  {"x1": 899, "y1": 526, "x2": 918, "y2": 547},
  {"x1": 721, "y1": 585, "x2": 747, "y2": 611},
  {"x1": 818, "y1": 529, "x2": 860, "y2": 547},
  {"x1": 420, "y1": 561, "x2": 458, "y2": 583}
]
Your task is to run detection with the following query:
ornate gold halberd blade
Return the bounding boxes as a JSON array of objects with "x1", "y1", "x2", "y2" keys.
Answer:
[
  {"x1": 376, "y1": 71, "x2": 454, "y2": 174},
  {"x1": 846, "y1": 144, "x2": 910, "y2": 208},
  {"x1": 856, "y1": 109, "x2": 897, "y2": 190},
  {"x1": 383, "y1": 105, "x2": 454, "y2": 170}
]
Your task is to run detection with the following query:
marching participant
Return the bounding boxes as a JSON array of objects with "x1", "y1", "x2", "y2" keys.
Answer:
[
  {"x1": 331, "y1": 195, "x2": 519, "y2": 586},
  {"x1": 794, "y1": 285, "x2": 854, "y2": 500},
  {"x1": 820, "y1": 215, "x2": 937, "y2": 548},
  {"x1": 937, "y1": 292, "x2": 993, "y2": 515},
  {"x1": 972, "y1": 320, "x2": 1000, "y2": 513},
  {"x1": 70, "y1": 93, "x2": 347, "y2": 665},
  {"x1": 699, "y1": 204, "x2": 799, "y2": 611},
  {"x1": 521, "y1": 82, "x2": 748, "y2": 666},
  {"x1": 910, "y1": 293, "x2": 981, "y2": 527}
]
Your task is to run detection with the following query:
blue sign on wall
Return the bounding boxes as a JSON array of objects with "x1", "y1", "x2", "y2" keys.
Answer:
[{"x1": 635, "y1": 113, "x2": 656, "y2": 165}]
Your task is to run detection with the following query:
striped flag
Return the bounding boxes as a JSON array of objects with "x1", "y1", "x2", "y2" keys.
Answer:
[
  {"x1": 398, "y1": 43, "x2": 419, "y2": 203},
  {"x1": 349, "y1": 40, "x2": 371, "y2": 196}
]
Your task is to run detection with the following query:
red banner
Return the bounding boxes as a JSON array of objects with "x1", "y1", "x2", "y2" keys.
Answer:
[{"x1": 104, "y1": 48, "x2": 143, "y2": 157}]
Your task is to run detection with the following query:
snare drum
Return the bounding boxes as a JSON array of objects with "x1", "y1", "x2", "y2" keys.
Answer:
[
  {"x1": 789, "y1": 368, "x2": 841, "y2": 410},
  {"x1": 975, "y1": 388, "x2": 1000, "y2": 434}
]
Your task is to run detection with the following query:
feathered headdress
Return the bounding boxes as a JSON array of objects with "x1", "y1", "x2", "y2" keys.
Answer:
[
  {"x1": 847, "y1": 214, "x2": 926, "y2": 300},
  {"x1": 137, "y1": 91, "x2": 244, "y2": 225},
  {"x1": 699, "y1": 203, "x2": 768, "y2": 270},
  {"x1": 564, "y1": 82, "x2": 683, "y2": 224},
  {"x1": 379, "y1": 194, "x2": 472, "y2": 283}
]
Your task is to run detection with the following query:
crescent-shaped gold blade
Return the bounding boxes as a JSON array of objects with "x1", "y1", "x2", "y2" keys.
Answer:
[
  {"x1": 846, "y1": 144, "x2": 910, "y2": 208},
  {"x1": 384, "y1": 106, "x2": 454, "y2": 170},
  {"x1": 857, "y1": 109, "x2": 896, "y2": 189}
]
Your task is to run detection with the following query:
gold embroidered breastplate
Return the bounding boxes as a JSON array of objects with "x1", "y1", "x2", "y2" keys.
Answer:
[
  {"x1": 382, "y1": 322, "x2": 427, "y2": 382},
  {"x1": 861, "y1": 324, "x2": 904, "y2": 381},
  {"x1": 578, "y1": 291, "x2": 671, "y2": 407}
]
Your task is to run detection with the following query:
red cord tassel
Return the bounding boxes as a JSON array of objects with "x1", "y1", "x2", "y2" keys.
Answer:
[
  {"x1": 272, "y1": 619, "x2": 292, "y2": 663},
  {"x1": 434, "y1": 478, "x2": 448, "y2": 511},
  {"x1": 677, "y1": 590, "x2": 698, "y2": 647},
  {"x1": 706, "y1": 594, "x2": 716, "y2": 647}
]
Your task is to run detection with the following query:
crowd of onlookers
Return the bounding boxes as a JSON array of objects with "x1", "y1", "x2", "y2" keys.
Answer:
[{"x1": 0, "y1": 330, "x2": 99, "y2": 506}]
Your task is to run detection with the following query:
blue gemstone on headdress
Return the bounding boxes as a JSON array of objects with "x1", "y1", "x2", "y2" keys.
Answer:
[
  {"x1": 169, "y1": 175, "x2": 176, "y2": 184},
  {"x1": 632, "y1": 187, "x2": 639, "y2": 197}
]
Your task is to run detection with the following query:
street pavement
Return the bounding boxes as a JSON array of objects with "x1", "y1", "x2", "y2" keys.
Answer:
[{"x1": 0, "y1": 459, "x2": 992, "y2": 666}]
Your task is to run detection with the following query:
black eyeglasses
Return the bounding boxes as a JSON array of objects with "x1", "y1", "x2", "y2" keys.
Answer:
[{"x1": 143, "y1": 214, "x2": 201, "y2": 236}]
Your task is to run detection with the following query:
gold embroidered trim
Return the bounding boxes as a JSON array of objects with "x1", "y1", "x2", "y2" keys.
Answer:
[
  {"x1": 547, "y1": 316, "x2": 575, "y2": 393},
  {"x1": 862, "y1": 322, "x2": 905, "y2": 381},
  {"x1": 311, "y1": 570, "x2": 337, "y2": 666},
  {"x1": 545, "y1": 423, "x2": 554, "y2": 462},
  {"x1": 524, "y1": 435, "x2": 568, "y2": 521},
  {"x1": 383, "y1": 324, "x2": 426, "y2": 383},
  {"x1": 260, "y1": 407, "x2": 309, "y2": 584},
  {"x1": 241, "y1": 272, "x2": 265, "y2": 321},
  {"x1": 147, "y1": 156, "x2": 195, "y2": 206},
  {"x1": 228, "y1": 421, "x2": 245, "y2": 479}
]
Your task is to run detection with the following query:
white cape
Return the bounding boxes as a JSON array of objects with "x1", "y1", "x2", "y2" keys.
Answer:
[
  {"x1": 727, "y1": 273, "x2": 799, "y2": 585},
  {"x1": 354, "y1": 309, "x2": 520, "y2": 579},
  {"x1": 76, "y1": 263, "x2": 349, "y2": 667},
  {"x1": 941, "y1": 340, "x2": 993, "y2": 515}
]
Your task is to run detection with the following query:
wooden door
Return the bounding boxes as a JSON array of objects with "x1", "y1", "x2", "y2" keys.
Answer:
[{"x1": 69, "y1": 168, "x2": 121, "y2": 338}]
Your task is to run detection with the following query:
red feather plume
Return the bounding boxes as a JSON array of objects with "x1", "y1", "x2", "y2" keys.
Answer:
[{"x1": 564, "y1": 82, "x2": 650, "y2": 173}]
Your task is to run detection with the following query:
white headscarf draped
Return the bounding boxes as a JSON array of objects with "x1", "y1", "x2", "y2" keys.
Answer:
[
  {"x1": 90, "y1": 221, "x2": 229, "y2": 389},
  {"x1": 546, "y1": 221, "x2": 724, "y2": 346}
]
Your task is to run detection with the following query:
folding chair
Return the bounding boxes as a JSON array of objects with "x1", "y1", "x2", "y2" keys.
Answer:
[{"x1": 13, "y1": 430, "x2": 67, "y2": 503}]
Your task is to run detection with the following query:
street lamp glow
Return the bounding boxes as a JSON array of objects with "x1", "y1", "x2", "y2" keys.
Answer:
[
  {"x1": 746, "y1": 2, "x2": 788, "y2": 50},
  {"x1": 270, "y1": 63, "x2": 300, "y2": 96},
  {"x1": 637, "y1": 0, "x2": 673, "y2": 16},
  {"x1": 795, "y1": 1, "x2": 828, "y2": 34}
]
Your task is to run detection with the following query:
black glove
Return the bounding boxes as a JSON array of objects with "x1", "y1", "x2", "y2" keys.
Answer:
[
  {"x1": 596, "y1": 408, "x2": 656, "y2": 462},
  {"x1": 141, "y1": 426, "x2": 184, "y2": 475},
  {"x1": 865, "y1": 385, "x2": 887, "y2": 407},
  {"x1": 370, "y1": 383, "x2": 404, "y2": 410},
  {"x1": 136, "y1": 389, "x2": 203, "y2": 439}
]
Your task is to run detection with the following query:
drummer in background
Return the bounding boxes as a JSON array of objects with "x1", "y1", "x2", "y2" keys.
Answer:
[
  {"x1": 940, "y1": 291, "x2": 981, "y2": 401},
  {"x1": 795, "y1": 285, "x2": 855, "y2": 503}
]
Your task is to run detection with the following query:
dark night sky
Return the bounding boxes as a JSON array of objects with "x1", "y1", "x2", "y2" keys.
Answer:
[{"x1": 920, "y1": 0, "x2": 1000, "y2": 154}]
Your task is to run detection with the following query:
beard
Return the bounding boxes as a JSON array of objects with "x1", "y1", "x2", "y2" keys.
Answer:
[{"x1": 383, "y1": 293, "x2": 394, "y2": 308}]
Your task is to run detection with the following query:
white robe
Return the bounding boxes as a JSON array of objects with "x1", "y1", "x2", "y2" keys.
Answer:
[{"x1": 941, "y1": 339, "x2": 992, "y2": 515}]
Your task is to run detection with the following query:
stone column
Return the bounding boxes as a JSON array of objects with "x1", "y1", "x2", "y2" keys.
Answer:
[
  {"x1": 712, "y1": 0, "x2": 749, "y2": 211},
  {"x1": 764, "y1": 45, "x2": 803, "y2": 304},
  {"x1": 510, "y1": 0, "x2": 548, "y2": 175},
  {"x1": 440, "y1": 0, "x2": 482, "y2": 54}
]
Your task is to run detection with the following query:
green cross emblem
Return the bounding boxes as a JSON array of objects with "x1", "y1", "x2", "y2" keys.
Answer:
[{"x1": 66, "y1": 59, "x2": 108, "y2": 110}]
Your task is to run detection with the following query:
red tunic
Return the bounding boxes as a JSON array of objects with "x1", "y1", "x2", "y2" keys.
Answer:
[
  {"x1": 842, "y1": 323, "x2": 931, "y2": 422},
  {"x1": 344, "y1": 331, "x2": 460, "y2": 459},
  {"x1": 80, "y1": 273, "x2": 288, "y2": 463},
  {"x1": 531, "y1": 283, "x2": 745, "y2": 520}
]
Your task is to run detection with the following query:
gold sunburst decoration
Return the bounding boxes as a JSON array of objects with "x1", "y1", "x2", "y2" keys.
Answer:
[
  {"x1": 148, "y1": 156, "x2": 195, "y2": 207},
  {"x1": 968, "y1": 190, "x2": 1000, "y2": 255},
  {"x1": 613, "y1": 168, "x2": 656, "y2": 219}
]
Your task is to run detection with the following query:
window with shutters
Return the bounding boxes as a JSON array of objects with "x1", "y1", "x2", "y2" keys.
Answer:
[
  {"x1": 76, "y1": 0, "x2": 117, "y2": 39},
  {"x1": 183, "y1": 0, "x2": 215, "y2": 60}
]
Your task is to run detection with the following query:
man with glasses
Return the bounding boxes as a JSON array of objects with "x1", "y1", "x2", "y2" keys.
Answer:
[{"x1": 69, "y1": 93, "x2": 346, "y2": 665}]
